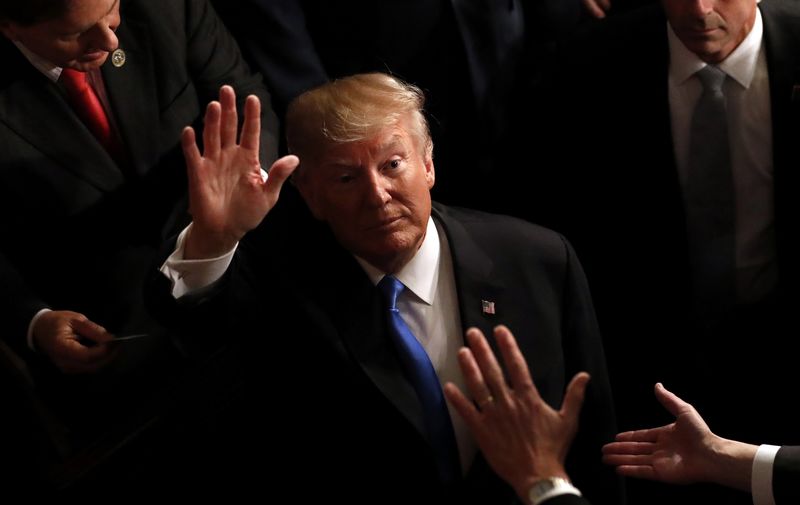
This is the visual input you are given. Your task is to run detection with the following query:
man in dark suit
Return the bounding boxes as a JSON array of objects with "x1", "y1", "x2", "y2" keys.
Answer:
[
  {"x1": 604, "y1": 382, "x2": 800, "y2": 505},
  {"x1": 149, "y1": 74, "x2": 622, "y2": 503},
  {"x1": 210, "y1": 0, "x2": 584, "y2": 210},
  {"x1": 523, "y1": 0, "x2": 800, "y2": 503},
  {"x1": 0, "y1": 0, "x2": 277, "y2": 490}
]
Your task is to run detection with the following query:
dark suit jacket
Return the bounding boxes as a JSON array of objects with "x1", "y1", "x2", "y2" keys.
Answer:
[
  {"x1": 147, "y1": 198, "x2": 622, "y2": 504},
  {"x1": 522, "y1": 2, "x2": 800, "y2": 504},
  {"x1": 774, "y1": 446, "x2": 800, "y2": 504},
  {"x1": 0, "y1": 0, "x2": 278, "y2": 358}
]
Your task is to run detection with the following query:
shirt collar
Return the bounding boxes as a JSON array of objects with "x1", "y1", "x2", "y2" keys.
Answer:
[
  {"x1": 667, "y1": 6, "x2": 763, "y2": 89},
  {"x1": 13, "y1": 41, "x2": 62, "y2": 82},
  {"x1": 356, "y1": 216, "x2": 440, "y2": 306}
]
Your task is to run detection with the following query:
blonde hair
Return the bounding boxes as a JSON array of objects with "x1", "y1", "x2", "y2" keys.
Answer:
[{"x1": 286, "y1": 73, "x2": 432, "y2": 169}]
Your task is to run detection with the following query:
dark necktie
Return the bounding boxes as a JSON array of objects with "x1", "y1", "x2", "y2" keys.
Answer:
[
  {"x1": 60, "y1": 68, "x2": 124, "y2": 162},
  {"x1": 377, "y1": 275, "x2": 460, "y2": 484},
  {"x1": 685, "y1": 65, "x2": 736, "y2": 317}
]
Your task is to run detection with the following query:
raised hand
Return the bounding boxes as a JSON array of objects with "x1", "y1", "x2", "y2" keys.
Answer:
[
  {"x1": 182, "y1": 85, "x2": 299, "y2": 259},
  {"x1": 444, "y1": 325, "x2": 590, "y2": 501}
]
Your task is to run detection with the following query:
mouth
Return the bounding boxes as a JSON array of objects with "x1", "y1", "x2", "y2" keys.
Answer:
[
  {"x1": 368, "y1": 216, "x2": 403, "y2": 231},
  {"x1": 79, "y1": 50, "x2": 108, "y2": 63}
]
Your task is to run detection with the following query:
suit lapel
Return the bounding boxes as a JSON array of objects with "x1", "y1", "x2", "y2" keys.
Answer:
[
  {"x1": 0, "y1": 41, "x2": 123, "y2": 192},
  {"x1": 432, "y1": 205, "x2": 504, "y2": 344},
  {"x1": 102, "y1": 15, "x2": 158, "y2": 177},
  {"x1": 313, "y1": 228, "x2": 428, "y2": 439}
]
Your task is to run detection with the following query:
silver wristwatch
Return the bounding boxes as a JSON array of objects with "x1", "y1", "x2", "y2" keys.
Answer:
[{"x1": 527, "y1": 476, "x2": 582, "y2": 505}]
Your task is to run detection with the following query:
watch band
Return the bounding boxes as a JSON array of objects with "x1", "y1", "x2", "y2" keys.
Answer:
[{"x1": 528, "y1": 476, "x2": 582, "y2": 505}]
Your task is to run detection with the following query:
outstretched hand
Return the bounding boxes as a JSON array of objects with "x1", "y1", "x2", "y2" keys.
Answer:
[
  {"x1": 602, "y1": 383, "x2": 756, "y2": 492},
  {"x1": 182, "y1": 85, "x2": 299, "y2": 259},
  {"x1": 444, "y1": 325, "x2": 590, "y2": 501}
]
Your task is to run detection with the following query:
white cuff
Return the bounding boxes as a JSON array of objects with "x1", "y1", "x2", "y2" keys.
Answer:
[
  {"x1": 27, "y1": 308, "x2": 52, "y2": 352},
  {"x1": 752, "y1": 444, "x2": 780, "y2": 505},
  {"x1": 159, "y1": 223, "x2": 238, "y2": 299}
]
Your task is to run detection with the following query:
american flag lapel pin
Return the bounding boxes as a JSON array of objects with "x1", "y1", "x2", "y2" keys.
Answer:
[{"x1": 481, "y1": 300, "x2": 496, "y2": 315}]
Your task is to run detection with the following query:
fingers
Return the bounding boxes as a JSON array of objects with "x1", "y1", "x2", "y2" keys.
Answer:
[
  {"x1": 614, "y1": 465, "x2": 657, "y2": 480},
  {"x1": 493, "y1": 325, "x2": 538, "y2": 399},
  {"x1": 456, "y1": 342, "x2": 495, "y2": 410},
  {"x1": 466, "y1": 326, "x2": 514, "y2": 406},
  {"x1": 444, "y1": 382, "x2": 482, "y2": 429},
  {"x1": 654, "y1": 382, "x2": 690, "y2": 418},
  {"x1": 613, "y1": 426, "x2": 666, "y2": 443},
  {"x1": 582, "y1": 0, "x2": 609, "y2": 18},
  {"x1": 561, "y1": 372, "x2": 590, "y2": 420},
  {"x1": 603, "y1": 440, "x2": 657, "y2": 457},
  {"x1": 181, "y1": 126, "x2": 201, "y2": 172},
  {"x1": 240, "y1": 94, "x2": 261, "y2": 152},
  {"x1": 202, "y1": 100, "x2": 222, "y2": 160},
  {"x1": 72, "y1": 317, "x2": 113, "y2": 344},
  {"x1": 219, "y1": 85, "x2": 238, "y2": 149}
]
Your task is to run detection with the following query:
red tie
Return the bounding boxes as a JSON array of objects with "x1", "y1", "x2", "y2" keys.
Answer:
[{"x1": 60, "y1": 68, "x2": 122, "y2": 159}]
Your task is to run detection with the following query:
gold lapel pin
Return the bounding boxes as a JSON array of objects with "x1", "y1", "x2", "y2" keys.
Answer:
[{"x1": 111, "y1": 48, "x2": 126, "y2": 68}]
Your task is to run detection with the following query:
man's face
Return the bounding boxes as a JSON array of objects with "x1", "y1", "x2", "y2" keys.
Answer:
[
  {"x1": 663, "y1": 0, "x2": 757, "y2": 63},
  {"x1": 1, "y1": 0, "x2": 120, "y2": 71},
  {"x1": 297, "y1": 115, "x2": 435, "y2": 274}
]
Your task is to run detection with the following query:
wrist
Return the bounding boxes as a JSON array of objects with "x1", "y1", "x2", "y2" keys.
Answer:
[
  {"x1": 184, "y1": 224, "x2": 239, "y2": 260},
  {"x1": 708, "y1": 436, "x2": 757, "y2": 492}
]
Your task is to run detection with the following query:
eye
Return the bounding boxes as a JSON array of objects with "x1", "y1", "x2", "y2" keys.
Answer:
[
  {"x1": 337, "y1": 173, "x2": 355, "y2": 184},
  {"x1": 386, "y1": 158, "x2": 403, "y2": 170}
]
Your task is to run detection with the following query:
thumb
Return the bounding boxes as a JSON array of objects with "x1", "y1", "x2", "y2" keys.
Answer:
[
  {"x1": 561, "y1": 372, "x2": 590, "y2": 420},
  {"x1": 264, "y1": 155, "x2": 300, "y2": 195},
  {"x1": 654, "y1": 382, "x2": 691, "y2": 418}
]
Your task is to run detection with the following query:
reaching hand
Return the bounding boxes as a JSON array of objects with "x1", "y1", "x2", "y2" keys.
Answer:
[
  {"x1": 602, "y1": 383, "x2": 756, "y2": 491},
  {"x1": 182, "y1": 85, "x2": 299, "y2": 259},
  {"x1": 32, "y1": 310, "x2": 116, "y2": 373},
  {"x1": 444, "y1": 325, "x2": 590, "y2": 501}
]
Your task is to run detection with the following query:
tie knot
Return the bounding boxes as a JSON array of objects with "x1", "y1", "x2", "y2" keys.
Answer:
[
  {"x1": 696, "y1": 65, "x2": 727, "y2": 93},
  {"x1": 60, "y1": 68, "x2": 90, "y2": 94},
  {"x1": 378, "y1": 275, "x2": 404, "y2": 310}
]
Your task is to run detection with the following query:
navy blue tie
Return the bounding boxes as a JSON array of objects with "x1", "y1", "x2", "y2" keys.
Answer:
[{"x1": 378, "y1": 275, "x2": 460, "y2": 484}]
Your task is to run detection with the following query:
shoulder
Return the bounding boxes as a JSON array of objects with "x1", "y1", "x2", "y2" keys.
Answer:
[{"x1": 433, "y1": 203, "x2": 577, "y2": 269}]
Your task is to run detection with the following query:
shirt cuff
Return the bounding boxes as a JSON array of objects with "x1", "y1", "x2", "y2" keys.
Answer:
[
  {"x1": 27, "y1": 308, "x2": 52, "y2": 352},
  {"x1": 159, "y1": 223, "x2": 238, "y2": 299},
  {"x1": 752, "y1": 444, "x2": 780, "y2": 505}
]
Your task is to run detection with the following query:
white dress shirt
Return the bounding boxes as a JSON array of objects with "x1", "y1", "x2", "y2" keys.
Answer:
[
  {"x1": 667, "y1": 8, "x2": 777, "y2": 305},
  {"x1": 753, "y1": 444, "x2": 780, "y2": 505},
  {"x1": 161, "y1": 217, "x2": 478, "y2": 473}
]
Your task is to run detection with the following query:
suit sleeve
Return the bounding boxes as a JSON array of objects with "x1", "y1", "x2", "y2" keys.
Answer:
[
  {"x1": 558, "y1": 236, "x2": 625, "y2": 505},
  {"x1": 773, "y1": 446, "x2": 800, "y2": 505}
]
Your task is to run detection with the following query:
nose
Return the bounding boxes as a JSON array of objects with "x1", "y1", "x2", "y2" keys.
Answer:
[
  {"x1": 90, "y1": 13, "x2": 120, "y2": 52},
  {"x1": 688, "y1": 0, "x2": 715, "y2": 18},
  {"x1": 363, "y1": 171, "x2": 392, "y2": 208}
]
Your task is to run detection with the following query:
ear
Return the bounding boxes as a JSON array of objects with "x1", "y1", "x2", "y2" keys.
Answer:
[{"x1": 424, "y1": 148, "x2": 435, "y2": 190}]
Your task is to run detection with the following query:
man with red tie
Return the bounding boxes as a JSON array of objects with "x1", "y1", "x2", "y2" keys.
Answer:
[{"x1": 0, "y1": 0, "x2": 277, "y2": 492}]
